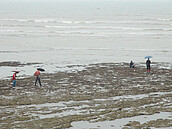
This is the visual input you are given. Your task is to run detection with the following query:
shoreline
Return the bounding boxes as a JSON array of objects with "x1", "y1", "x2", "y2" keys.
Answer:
[{"x1": 0, "y1": 61, "x2": 172, "y2": 80}]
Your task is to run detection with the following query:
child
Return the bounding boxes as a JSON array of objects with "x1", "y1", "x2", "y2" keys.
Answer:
[{"x1": 12, "y1": 71, "x2": 19, "y2": 87}]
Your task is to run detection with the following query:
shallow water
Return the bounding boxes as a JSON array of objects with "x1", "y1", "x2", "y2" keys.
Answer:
[
  {"x1": 69, "y1": 112, "x2": 172, "y2": 129},
  {"x1": 0, "y1": 0, "x2": 172, "y2": 78}
]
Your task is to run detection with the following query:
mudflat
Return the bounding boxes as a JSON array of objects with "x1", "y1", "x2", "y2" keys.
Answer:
[{"x1": 0, "y1": 62, "x2": 172, "y2": 129}]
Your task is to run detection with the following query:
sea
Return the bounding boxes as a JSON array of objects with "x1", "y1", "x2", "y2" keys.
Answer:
[{"x1": 0, "y1": 0, "x2": 172, "y2": 78}]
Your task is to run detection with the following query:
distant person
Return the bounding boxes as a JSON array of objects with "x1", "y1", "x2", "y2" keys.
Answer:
[
  {"x1": 34, "y1": 69, "x2": 42, "y2": 86},
  {"x1": 146, "y1": 58, "x2": 151, "y2": 73},
  {"x1": 12, "y1": 71, "x2": 19, "y2": 88},
  {"x1": 130, "y1": 61, "x2": 134, "y2": 68}
]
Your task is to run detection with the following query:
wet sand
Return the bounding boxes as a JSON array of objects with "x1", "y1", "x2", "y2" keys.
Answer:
[
  {"x1": 0, "y1": 62, "x2": 172, "y2": 129},
  {"x1": 0, "y1": 61, "x2": 41, "y2": 67}
]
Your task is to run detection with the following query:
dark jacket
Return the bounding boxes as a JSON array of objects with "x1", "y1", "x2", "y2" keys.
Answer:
[{"x1": 146, "y1": 59, "x2": 151, "y2": 66}]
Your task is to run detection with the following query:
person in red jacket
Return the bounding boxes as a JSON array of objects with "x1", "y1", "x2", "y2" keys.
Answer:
[
  {"x1": 12, "y1": 71, "x2": 19, "y2": 87},
  {"x1": 34, "y1": 69, "x2": 42, "y2": 86}
]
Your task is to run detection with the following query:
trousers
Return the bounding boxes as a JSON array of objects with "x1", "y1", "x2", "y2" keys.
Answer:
[
  {"x1": 35, "y1": 76, "x2": 42, "y2": 86},
  {"x1": 147, "y1": 65, "x2": 151, "y2": 70},
  {"x1": 13, "y1": 80, "x2": 16, "y2": 87}
]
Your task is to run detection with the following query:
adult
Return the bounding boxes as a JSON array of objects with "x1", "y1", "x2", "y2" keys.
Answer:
[
  {"x1": 146, "y1": 58, "x2": 151, "y2": 73},
  {"x1": 34, "y1": 69, "x2": 42, "y2": 86},
  {"x1": 130, "y1": 61, "x2": 134, "y2": 68}
]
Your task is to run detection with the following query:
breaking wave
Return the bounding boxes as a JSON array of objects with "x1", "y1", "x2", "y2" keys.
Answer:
[
  {"x1": 118, "y1": 49, "x2": 171, "y2": 52},
  {"x1": 156, "y1": 18, "x2": 172, "y2": 21},
  {"x1": 3, "y1": 18, "x2": 172, "y2": 24},
  {"x1": 2, "y1": 18, "x2": 107, "y2": 24}
]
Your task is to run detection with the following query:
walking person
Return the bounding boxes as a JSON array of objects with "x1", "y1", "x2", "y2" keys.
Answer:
[
  {"x1": 34, "y1": 69, "x2": 42, "y2": 86},
  {"x1": 12, "y1": 71, "x2": 19, "y2": 88},
  {"x1": 146, "y1": 58, "x2": 151, "y2": 73}
]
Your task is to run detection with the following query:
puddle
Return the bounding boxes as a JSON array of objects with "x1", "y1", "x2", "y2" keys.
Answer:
[{"x1": 69, "y1": 112, "x2": 172, "y2": 129}]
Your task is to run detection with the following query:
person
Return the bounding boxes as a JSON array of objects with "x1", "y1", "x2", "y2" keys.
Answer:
[
  {"x1": 34, "y1": 69, "x2": 42, "y2": 86},
  {"x1": 130, "y1": 61, "x2": 134, "y2": 68},
  {"x1": 12, "y1": 71, "x2": 19, "y2": 87},
  {"x1": 146, "y1": 58, "x2": 151, "y2": 73}
]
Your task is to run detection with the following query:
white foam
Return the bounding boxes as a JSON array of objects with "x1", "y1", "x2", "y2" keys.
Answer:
[{"x1": 156, "y1": 18, "x2": 172, "y2": 21}]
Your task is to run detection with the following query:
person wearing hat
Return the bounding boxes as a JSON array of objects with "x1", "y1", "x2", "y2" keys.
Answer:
[{"x1": 34, "y1": 69, "x2": 42, "y2": 86}]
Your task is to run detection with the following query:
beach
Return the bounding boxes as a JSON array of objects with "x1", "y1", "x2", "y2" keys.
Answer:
[
  {"x1": 0, "y1": 0, "x2": 172, "y2": 128},
  {"x1": 0, "y1": 62, "x2": 172, "y2": 129}
]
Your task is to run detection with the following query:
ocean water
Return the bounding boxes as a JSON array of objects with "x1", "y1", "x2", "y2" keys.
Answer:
[{"x1": 0, "y1": 0, "x2": 172, "y2": 78}]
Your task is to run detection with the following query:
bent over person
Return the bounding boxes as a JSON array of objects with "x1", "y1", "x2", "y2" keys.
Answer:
[
  {"x1": 130, "y1": 61, "x2": 134, "y2": 68},
  {"x1": 34, "y1": 69, "x2": 42, "y2": 86}
]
